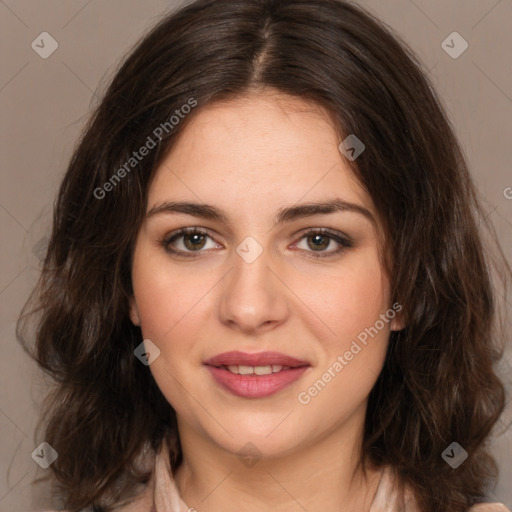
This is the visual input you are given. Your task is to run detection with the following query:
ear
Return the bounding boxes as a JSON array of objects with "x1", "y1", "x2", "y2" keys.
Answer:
[{"x1": 129, "y1": 296, "x2": 141, "y2": 326}]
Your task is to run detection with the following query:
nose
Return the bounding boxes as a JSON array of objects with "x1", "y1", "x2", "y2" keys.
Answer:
[{"x1": 218, "y1": 241, "x2": 290, "y2": 334}]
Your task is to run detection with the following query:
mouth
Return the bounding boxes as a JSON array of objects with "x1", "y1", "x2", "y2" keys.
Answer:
[
  {"x1": 203, "y1": 350, "x2": 310, "y2": 368},
  {"x1": 212, "y1": 363, "x2": 295, "y2": 375},
  {"x1": 203, "y1": 351, "x2": 311, "y2": 398}
]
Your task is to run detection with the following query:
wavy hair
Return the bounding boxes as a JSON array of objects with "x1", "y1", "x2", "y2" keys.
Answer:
[{"x1": 17, "y1": 0, "x2": 511, "y2": 510}]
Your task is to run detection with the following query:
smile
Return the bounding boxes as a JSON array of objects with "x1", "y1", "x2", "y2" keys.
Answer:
[
  {"x1": 219, "y1": 364, "x2": 290, "y2": 375},
  {"x1": 203, "y1": 365, "x2": 309, "y2": 398}
]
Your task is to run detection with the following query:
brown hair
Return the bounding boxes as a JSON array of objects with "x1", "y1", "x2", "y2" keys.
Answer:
[{"x1": 17, "y1": 0, "x2": 511, "y2": 510}]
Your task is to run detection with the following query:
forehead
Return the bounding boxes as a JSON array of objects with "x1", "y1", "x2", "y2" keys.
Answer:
[
  {"x1": 168, "y1": 90, "x2": 341, "y2": 165},
  {"x1": 147, "y1": 89, "x2": 375, "y2": 224}
]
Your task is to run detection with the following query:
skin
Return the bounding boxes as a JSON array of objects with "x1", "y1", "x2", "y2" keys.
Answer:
[{"x1": 129, "y1": 88, "x2": 404, "y2": 512}]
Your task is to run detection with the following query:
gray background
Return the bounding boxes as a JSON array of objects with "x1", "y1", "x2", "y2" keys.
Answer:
[{"x1": 1, "y1": 0, "x2": 511, "y2": 510}]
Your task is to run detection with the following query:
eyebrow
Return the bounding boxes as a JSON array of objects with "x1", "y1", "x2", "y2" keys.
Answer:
[{"x1": 146, "y1": 198, "x2": 375, "y2": 226}]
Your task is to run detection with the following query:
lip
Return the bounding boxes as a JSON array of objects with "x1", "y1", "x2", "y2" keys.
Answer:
[
  {"x1": 203, "y1": 351, "x2": 311, "y2": 399},
  {"x1": 203, "y1": 351, "x2": 310, "y2": 368}
]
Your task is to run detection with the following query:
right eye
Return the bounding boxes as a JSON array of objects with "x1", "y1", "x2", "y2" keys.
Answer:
[{"x1": 160, "y1": 227, "x2": 221, "y2": 257}]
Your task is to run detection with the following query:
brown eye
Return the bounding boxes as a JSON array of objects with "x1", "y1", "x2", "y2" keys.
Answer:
[
  {"x1": 294, "y1": 229, "x2": 353, "y2": 259},
  {"x1": 306, "y1": 233, "x2": 331, "y2": 251},
  {"x1": 161, "y1": 228, "x2": 218, "y2": 257},
  {"x1": 182, "y1": 232, "x2": 208, "y2": 251}
]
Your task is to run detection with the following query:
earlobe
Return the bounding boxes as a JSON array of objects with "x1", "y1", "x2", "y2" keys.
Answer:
[
  {"x1": 129, "y1": 297, "x2": 141, "y2": 326},
  {"x1": 390, "y1": 314, "x2": 406, "y2": 332},
  {"x1": 388, "y1": 300, "x2": 406, "y2": 331}
]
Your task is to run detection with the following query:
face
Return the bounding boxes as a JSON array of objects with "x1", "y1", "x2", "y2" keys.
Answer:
[{"x1": 129, "y1": 89, "x2": 403, "y2": 460}]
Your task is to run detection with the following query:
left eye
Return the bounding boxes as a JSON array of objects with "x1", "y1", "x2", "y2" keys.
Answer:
[
  {"x1": 161, "y1": 228, "x2": 352, "y2": 258},
  {"x1": 294, "y1": 230, "x2": 351, "y2": 257}
]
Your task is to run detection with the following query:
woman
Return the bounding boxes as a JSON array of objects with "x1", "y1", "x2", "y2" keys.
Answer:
[{"x1": 17, "y1": 0, "x2": 512, "y2": 511}]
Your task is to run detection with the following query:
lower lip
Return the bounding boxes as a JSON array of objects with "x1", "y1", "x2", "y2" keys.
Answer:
[{"x1": 205, "y1": 365, "x2": 310, "y2": 398}]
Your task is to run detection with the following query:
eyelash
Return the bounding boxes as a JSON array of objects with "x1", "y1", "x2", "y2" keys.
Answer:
[{"x1": 159, "y1": 227, "x2": 353, "y2": 259}]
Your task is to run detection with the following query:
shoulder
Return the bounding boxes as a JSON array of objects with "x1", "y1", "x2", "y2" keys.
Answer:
[
  {"x1": 40, "y1": 485, "x2": 153, "y2": 512},
  {"x1": 373, "y1": 465, "x2": 511, "y2": 512},
  {"x1": 40, "y1": 504, "x2": 512, "y2": 512},
  {"x1": 469, "y1": 504, "x2": 511, "y2": 512}
]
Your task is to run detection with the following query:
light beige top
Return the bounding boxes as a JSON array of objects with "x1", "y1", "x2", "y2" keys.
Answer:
[{"x1": 47, "y1": 437, "x2": 511, "y2": 512}]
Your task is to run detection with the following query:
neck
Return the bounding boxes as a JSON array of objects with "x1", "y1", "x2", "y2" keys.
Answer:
[{"x1": 173, "y1": 406, "x2": 382, "y2": 512}]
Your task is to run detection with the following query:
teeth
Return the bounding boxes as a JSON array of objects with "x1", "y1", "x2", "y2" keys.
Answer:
[
  {"x1": 254, "y1": 365, "x2": 272, "y2": 375},
  {"x1": 238, "y1": 365, "x2": 254, "y2": 375},
  {"x1": 223, "y1": 364, "x2": 290, "y2": 375}
]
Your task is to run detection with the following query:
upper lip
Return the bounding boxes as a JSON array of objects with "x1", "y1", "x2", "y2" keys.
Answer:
[{"x1": 204, "y1": 351, "x2": 310, "y2": 368}]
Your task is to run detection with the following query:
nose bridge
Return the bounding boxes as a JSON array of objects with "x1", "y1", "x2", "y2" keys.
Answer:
[{"x1": 218, "y1": 235, "x2": 288, "y2": 332}]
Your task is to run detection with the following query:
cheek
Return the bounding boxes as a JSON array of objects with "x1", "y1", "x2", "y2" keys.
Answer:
[
  {"x1": 130, "y1": 247, "x2": 222, "y2": 407},
  {"x1": 297, "y1": 288, "x2": 390, "y2": 425},
  {"x1": 131, "y1": 241, "x2": 206, "y2": 338},
  {"x1": 302, "y1": 249, "x2": 390, "y2": 351},
  {"x1": 131, "y1": 251, "x2": 210, "y2": 411}
]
